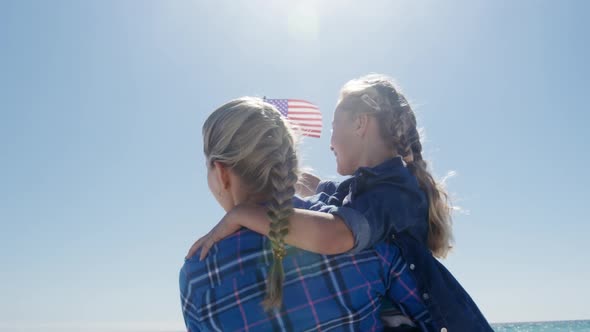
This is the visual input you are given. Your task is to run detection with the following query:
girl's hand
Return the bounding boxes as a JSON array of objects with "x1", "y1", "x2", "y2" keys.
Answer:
[
  {"x1": 185, "y1": 213, "x2": 241, "y2": 261},
  {"x1": 295, "y1": 172, "x2": 321, "y2": 197}
]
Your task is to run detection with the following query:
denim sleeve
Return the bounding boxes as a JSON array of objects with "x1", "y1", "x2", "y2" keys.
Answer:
[
  {"x1": 316, "y1": 180, "x2": 339, "y2": 196},
  {"x1": 293, "y1": 195, "x2": 314, "y2": 209},
  {"x1": 329, "y1": 206, "x2": 371, "y2": 254},
  {"x1": 293, "y1": 191, "x2": 339, "y2": 210},
  {"x1": 294, "y1": 193, "x2": 371, "y2": 253},
  {"x1": 300, "y1": 179, "x2": 381, "y2": 253},
  {"x1": 340, "y1": 190, "x2": 392, "y2": 253}
]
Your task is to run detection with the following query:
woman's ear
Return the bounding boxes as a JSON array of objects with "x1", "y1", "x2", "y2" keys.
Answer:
[{"x1": 213, "y1": 161, "x2": 231, "y2": 191}]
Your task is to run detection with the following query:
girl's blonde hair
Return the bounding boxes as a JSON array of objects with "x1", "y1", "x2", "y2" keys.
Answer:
[
  {"x1": 339, "y1": 74, "x2": 454, "y2": 258},
  {"x1": 202, "y1": 97, "x2": 299, "y2": 309}
]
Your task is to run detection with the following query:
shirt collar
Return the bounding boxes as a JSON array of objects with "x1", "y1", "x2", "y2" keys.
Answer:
[{"x1": 353, "y1": 156, "x2": 405, "y2": 178}]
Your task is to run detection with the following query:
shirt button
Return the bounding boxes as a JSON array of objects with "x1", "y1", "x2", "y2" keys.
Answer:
[
  {"x1": 422, "y1": 293, "x2": 430, "y2": 300},
  {"x1": 441, "y1": 328, "x2": 447, "y2": 332},
  {"x1": 409, "y1": 264, "x2": 415, "y2": 270}
]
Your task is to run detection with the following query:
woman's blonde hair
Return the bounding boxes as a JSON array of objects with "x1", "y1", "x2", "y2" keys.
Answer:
[
  {"x1": 339, "y1": 74, "x2": 454, "y2": 258},
  {"x1": 202, "y1": 97, "x2": 299, "y2": 309}
]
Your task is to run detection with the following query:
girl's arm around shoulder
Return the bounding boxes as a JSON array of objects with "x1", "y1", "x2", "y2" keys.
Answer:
[
  {"x1": 188, "y1": 186, "x2": 374, "y2": 259},
  {"x1": 227, "y1": 204, "x2": 356, "y2": 255}
]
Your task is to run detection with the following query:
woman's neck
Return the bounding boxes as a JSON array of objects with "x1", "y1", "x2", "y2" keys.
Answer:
[{"x1": 232, "y1": 191, "x2": 271, "y2": 207}]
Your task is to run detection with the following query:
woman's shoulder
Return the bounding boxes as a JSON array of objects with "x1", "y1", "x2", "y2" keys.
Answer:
[{"x1": 180, "y1": 230, "x2": 271, "y2": 289}]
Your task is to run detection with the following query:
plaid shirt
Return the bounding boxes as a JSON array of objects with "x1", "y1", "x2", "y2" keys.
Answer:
[{"x1": 180, "y1": 229, "x2": 435, "y2": 332}]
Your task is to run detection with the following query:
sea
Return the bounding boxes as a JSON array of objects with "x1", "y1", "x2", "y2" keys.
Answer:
[{"x1": 492, "y1": 320, "x2": 590, "y2": 332}]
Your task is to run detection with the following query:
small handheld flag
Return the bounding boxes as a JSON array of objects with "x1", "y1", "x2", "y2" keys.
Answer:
[{"x1": 264, "y1": 98, "x2": 322, "y2": 138}]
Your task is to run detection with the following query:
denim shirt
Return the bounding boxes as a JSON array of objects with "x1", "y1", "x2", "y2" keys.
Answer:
[
  {"x1": 302, "y1": 157, "x2": 494, "y2": 331},
  {"x1": 299, "y1": 157, "x2": 429, "y2": 253}
]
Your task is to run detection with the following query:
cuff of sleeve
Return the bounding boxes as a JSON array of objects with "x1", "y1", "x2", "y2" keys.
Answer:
[
  {"x1": 292, "y1": 195, "x2": 310, "y2": 209},
  {"x1": 316, "y1": 180, "x2": 338, "y2": 195},
  {"x1": 329, "y1": 206, "x2": 371, "y2": 254}
]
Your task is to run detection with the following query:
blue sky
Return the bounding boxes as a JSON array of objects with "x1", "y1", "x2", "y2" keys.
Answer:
[{"x1": 1, "y1": 0, "x2": 588, "y2": 330}]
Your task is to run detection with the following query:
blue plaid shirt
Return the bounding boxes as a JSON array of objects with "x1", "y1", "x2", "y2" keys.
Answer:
[{"x1": 180, "y1": 228, "x2": 435, "y2": 332}]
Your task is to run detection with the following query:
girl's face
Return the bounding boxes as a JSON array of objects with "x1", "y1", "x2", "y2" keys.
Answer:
[{"x1": 330, "y1": 102, "x2": 362, "y2": 175}]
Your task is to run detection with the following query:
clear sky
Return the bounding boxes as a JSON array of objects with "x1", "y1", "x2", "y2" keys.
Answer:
[{"x1": 1, "y1": 0, "x2": 588, "y2": 330}]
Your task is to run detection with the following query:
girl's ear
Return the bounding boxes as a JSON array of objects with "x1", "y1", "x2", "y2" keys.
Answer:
[
  {"x1": 355, "y1": 113, "x2": 370, "y2": 137},
  {"x1": 213, "y1": 161, "x2": 231, "y2": 191}
]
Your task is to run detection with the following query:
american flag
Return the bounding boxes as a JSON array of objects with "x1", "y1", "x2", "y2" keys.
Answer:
[{"x1": 264, "y1": 98, "x2": 322, "y2": 138}]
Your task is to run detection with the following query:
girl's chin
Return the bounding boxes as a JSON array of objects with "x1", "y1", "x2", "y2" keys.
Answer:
[{"x1": 336, "y1": 165, "x2": 349, "y2": 176}]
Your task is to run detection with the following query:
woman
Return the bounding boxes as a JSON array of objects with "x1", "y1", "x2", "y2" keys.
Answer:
[{"x1": 180, "y1": 97, "x2": 436, "y2": 331}]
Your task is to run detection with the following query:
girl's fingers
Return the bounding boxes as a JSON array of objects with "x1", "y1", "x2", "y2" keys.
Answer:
[
  {"x1": 199, "y1": 236, "x2": 216, "y2": 261},
  {"x1": 186, "y1": 236, "x2": 206, "y2": 259}
]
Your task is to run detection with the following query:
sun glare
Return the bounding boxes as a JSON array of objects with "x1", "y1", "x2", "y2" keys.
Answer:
[{"x1": 286, "y1": 1, "x2": 320, "y2": 42}]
